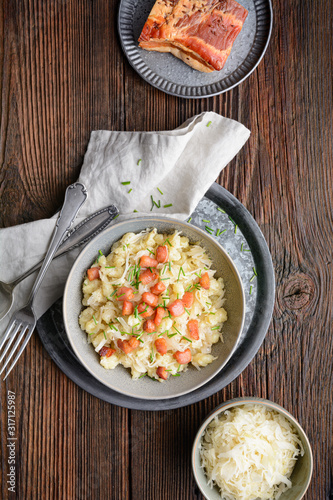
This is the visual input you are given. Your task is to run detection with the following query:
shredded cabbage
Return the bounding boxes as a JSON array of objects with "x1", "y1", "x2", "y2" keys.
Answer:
[{"x1": 200, "y1": 405, "x2": 304, "y2": 500}]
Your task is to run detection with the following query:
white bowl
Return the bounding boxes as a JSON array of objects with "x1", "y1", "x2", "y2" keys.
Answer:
[
  {"x1": 63, "y1": 217, "x2": 245, "y2": 400},
  {"x1": 192, "y1": 397, "x2": 313, "y2": 500}
]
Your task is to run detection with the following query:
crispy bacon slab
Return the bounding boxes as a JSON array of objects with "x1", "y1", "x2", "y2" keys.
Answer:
[{"x1": 139, "y1": 0, "x2": 248, "y2": 72}]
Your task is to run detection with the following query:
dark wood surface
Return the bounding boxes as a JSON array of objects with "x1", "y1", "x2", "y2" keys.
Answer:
[{"x1": 1, "y1": 0, "x2": 332, "y2": 498}]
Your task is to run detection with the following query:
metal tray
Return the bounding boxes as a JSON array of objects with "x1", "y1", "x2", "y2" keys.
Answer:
[
  {"x1": 118, "y1": 0, "x2": 273, "y2": 98},
  {"x1": 36, "y1": 184, "x2": 275, "y2": 410}
]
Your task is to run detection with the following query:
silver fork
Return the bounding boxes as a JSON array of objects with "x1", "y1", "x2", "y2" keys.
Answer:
[{"x1": 0, "y1": 182, "x2": 88, "y2": 380}]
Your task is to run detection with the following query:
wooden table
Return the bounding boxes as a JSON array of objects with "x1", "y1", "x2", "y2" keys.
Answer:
[{"x1": 1, "y1": 0, "x2": 332, "y2": 498}]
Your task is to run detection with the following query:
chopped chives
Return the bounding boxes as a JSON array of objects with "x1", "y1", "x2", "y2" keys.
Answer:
[
  {"x1": 217, "y1": 207, "x2": 225, "y2": 213},
  {"x1": 128, "y1": 189, "x2": 132, "y2": 194},
  {"x1": 89, "y1": 332, "x2": 96, "y2": 336},
  {"x1": 234, "y1": 225, "x2": 238, "y2": 234},
  {"x1": 253, "y1": 267, "x2": 258, "y2": 276},
  {"x1": 121, "y1": 181, "x2": 131, "y2": 185},
  {"x1": 157, "y1": 187, "x2": 163, "y2": 195},
  {"x1": 103, "y1": 330, "x2": 107, "y2": 339},
  {"x1": 168, "y1": 261, "x2": 171, "y2": 271},
  {"x1": 92, "y1": 315, "x2": 97, "y2": 325},
  {"x1": 105, "y1": 266, "x2": 115, "y2": 269},
  {"x1": 211, "y1": 326, "x2": 220, "y2": 330},
  {"x1": 250, "y1": 275, "x2": 256, "y2": 282},
  {"x1": 184, "y1": 307, "x2": 190, "y2": 315},
  {"x1": 205, "y1": 226, "x2": 213, "y2": 234},
  {"x1": 172, "y1": 325, "x2": 182, "y2": 335},
  {"x1": 250, "y1": 285, "x2": 253, "y2": 295},
  {"x1": 133, "y1": 210, "x2": 138, "y2": 213},
  {"x1": 117, "y1": 293, "x2": 125, "y2": 298},
  {"x1": 137, "y1": 159, "x2": 142, "y2": 165},
  {"x1": 167, "y1": 332, "x2": 178, "y2": 338},
  {"x1": 163, "y1": 203, "x2": 173, "y2": 208},
  {"x1": 182, "y1": 336, "x2": 192, "y2": 343},
  {"x1": 139, "y1": 373, "x2": 146, "y2": 378},
  {"x1": 147, "y1": 248, "x2": 155, "y2": 255},
  {"x1": 229, "y1": 216, "x2": 236, "y2": 225},
  {"x1": 202, "y1": 219, "x2": 210, "y2": 223},
  {"x1": 187, "y1": 217, "x2": 192, "y2": 223},
  {"x1": 241, "y1": 242, "x2": 244, "y2": 251},
  {"x1": 164, "y1": 238, "x2": 173, "y2": 247},
  {"x1": 206, "y1": 121, "x2": 212, "y2": 127},
  {"x1": 160, "y1": 277, "x2": 170, "y2": 281}
]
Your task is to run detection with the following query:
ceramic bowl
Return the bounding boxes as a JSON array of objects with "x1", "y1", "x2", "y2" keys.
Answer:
[
  {"x1": 63, "y1": 217, "x2": 245, "y2": 400},
  {"x1": 192, "y1": 397, "x2": 313, "y2": 500}
]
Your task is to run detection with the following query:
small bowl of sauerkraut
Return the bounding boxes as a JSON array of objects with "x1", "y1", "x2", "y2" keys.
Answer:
[
  {"x1": 192, "y1": 398, "x2": 313, "y2": 500},
  {"x1": 63, "y1": 217, "x2": 245, "y2": 400}
]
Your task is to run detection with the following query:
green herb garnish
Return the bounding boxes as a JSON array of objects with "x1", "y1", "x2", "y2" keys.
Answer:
[
  {"x1": 157, "y1": 187, "x2": 163, "y2": 195},
  {"x1": 121, "y1": 181, "x2": 131, "y2": 185},
  {"x1": 137, "y1": 159, "x2": 142, "y2": 165},
  {"x1": 92, "y1": 315, "x2": 97, "y2": 325},
  {"x1": 163, "y1": 203, "x2": 173, "y2": 208}
]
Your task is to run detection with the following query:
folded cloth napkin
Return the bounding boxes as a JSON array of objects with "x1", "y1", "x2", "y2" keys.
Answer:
[{"x1": 0, "y1": 112, "x2": 250, "y2": 336}]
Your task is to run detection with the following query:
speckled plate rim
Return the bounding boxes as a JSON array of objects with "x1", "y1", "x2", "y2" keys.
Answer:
[
  {"x1": 36, "y1": 184, "x2": 275, "y2": 410},
  {"x1": 192, "y1": 397, "x2": 314, "y2": 500},
  {"x1": 62, "y1": 216, "x2": 246, "y2": 399},
  {"x1": 117, "y1": 0, "x2": 273, "y2": 98}
]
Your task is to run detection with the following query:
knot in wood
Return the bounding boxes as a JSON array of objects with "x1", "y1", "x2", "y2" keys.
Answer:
[{"x1": 281, "y1": 273, "x2": 315, "y2": 312}]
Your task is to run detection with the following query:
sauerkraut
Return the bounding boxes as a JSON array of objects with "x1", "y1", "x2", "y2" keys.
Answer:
[
  {"x1": 79, "y1": 229, "x2": 227, "y2": 381},
  {"x1": 200, "y1": 404, "x2": 304, "y2": 500}
]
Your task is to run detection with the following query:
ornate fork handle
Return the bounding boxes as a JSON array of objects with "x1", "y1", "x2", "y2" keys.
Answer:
[{"x1": 28, "y1": 183, "x2": 88, "y2": 306}]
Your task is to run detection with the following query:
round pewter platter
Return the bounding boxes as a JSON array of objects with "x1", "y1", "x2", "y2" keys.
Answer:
[
  {"x1": 118, "y1": 0, "x2": 273, "y2": 98},
  {"x1": 36, "y1": 184, "x2": 275, "y2": 410}
]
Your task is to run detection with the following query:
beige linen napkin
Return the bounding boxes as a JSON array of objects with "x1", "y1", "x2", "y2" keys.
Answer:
[{"x1": 0, "y1": 112, "x2": 250, "y2": 336}]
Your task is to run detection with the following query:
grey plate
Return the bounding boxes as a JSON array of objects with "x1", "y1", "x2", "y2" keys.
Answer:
[
  {"x1": 36, "y1": 184, "x2": 275, "y2": 410},
  {"x1": 118, "y1": 0, "x2": 273, "y2": 98}
]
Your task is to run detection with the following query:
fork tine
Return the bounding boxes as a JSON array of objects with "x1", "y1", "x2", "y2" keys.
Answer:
[
  {"x1": 0, "y1": 319, "x2": 18, "y2": 352},
  {"x1": 2, "y1": 326, "x2": 34, "y2": 381},
  {"x1": 0, "y1": 324, "x2": 30, "y2": 377},
  {"x1": 0, "y1": 321, "x2": 23, "y2": 364}
]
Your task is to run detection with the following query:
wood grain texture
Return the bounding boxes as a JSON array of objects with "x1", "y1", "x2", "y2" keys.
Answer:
[{"x1": 0, "y1": 0, "x2": 332, "y2": 499}]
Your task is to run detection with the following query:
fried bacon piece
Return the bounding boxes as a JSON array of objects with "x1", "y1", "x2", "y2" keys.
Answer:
[{"x1": 139, "y1": 0, "x2": 248, "y2": 72}]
